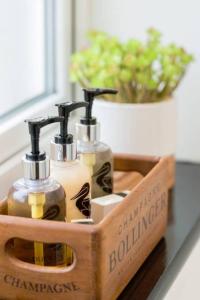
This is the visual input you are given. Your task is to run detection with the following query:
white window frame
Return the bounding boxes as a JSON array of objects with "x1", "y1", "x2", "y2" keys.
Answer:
[
  {"x1": 0, "y1": 0, "x2": 73, "y2": 197},
  {"x1": 0, "y1": 0, "x2": 72, "y2": 163}
]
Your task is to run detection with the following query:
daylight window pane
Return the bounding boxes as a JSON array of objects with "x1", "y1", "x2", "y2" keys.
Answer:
[{"x1": 0, "y1": 0, "x2": 45, "y2": 116}]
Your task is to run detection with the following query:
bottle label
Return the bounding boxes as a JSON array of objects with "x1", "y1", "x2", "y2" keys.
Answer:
[
  {"x1": 70, "y1": 183, "x2": 91, "y2": 217},
  {"x1": 42, "y1": 204, "x2": 60, "y2": 220},
  {"x1": 93, "y1": 162, "x2": 113, "y2": 194}
]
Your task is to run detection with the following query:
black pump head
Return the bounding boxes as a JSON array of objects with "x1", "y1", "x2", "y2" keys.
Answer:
[
  {"x1": 81, "y1": 88, "x2": 118, "y2": 125},
  {"x1": 55, "y1": 101, "x2": 88, "y2": 144},
  {"x1": 25, "y1": 116, "x2": 64, "y2": 161}
]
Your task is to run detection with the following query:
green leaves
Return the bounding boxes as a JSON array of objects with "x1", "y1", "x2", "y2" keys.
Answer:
[{"x1": 70, "y1": 29, "x2": 194, "y2": 103}]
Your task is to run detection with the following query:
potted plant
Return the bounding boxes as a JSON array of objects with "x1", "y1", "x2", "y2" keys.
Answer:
[{"x1": 70, "y1": 28, "x2": 193, "y2": 156}]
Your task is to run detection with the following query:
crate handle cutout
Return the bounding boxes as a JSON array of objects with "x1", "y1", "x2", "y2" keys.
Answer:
[
  {"x1": 0, "y1": 215, "x2": 94, "y2": 275},
  {"x1": 5, "y1": 238, "x2": 75, "y2": 269}
]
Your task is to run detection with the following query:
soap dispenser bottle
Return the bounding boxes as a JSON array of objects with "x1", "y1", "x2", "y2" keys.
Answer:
[
  {"x1": 7, "y1": 117, "x2": 66, "y2": 267},
  {"x1": 76, "y1": 88, "x2": 118, "y2": 199},
  {"x1": 50, "y1": 101, "x2": 91, "y2": 223}
]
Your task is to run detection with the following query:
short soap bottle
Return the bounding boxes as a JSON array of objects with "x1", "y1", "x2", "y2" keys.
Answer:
[
  {"x1": 7, "y1": 117, "x2": 66, "y2": 266},
  {"x1": 50, "y1": 101, "x2": 91, "y2": 222},
  {"x1": 76, "y1": 88, "x2": 118, "y2": 199}
]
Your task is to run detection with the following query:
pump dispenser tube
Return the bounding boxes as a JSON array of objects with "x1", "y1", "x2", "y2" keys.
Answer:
[
  {"x1": 28, "y1": 192, "x2": 45, "y2": 265},
  {"x1": 76, "y1": 88, "x2": 118, "y2": 198},
  {"x1": 7, "y1": 116, "x2": 67, "y2": 266}
]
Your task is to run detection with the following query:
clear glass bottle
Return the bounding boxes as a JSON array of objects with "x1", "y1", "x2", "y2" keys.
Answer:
[
  {"x1": 7, "y1": 177, "x2": 66, "y2": 266},
  {"x1": 77, "y1": 140, "x2": 113, "y2": 199},
  {"x1": 76, "y1": 88, "x2": 117, "y2": 199},
  {"x1": 7, "y1": 117, "x2": 66, "y2": 266}
]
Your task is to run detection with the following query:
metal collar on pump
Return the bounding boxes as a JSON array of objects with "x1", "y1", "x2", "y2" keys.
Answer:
[
  {"x1": 76, "y1": 122, "x2": 100, "y2": 143},
  {"x1": 76, "y1": 88, "x2": 118, "y2": 143},
  {"x1": 23, "y1": 117, "x2": 63, "y2": 180}
]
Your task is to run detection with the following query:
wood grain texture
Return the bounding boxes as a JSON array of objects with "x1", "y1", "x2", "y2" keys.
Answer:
[
  {"x1": 0, "y1": 215, "x2": 97, "y2": 300},
  {"x1": 96, "y1": 156, "x2": 168, "y2": 300},
  {"x1": 114, "y1": 153, "x2": 160, "y2": 175},
  {"x1": 0, "y1": 155, "x2": 169, "y2": 300},
  {"x1": 114, "y1": 154, "x2": 175, "y2": 189},
  {"x1": 165, "y1": 155, "x2": 176, "y2": 189},
  {"x1": 113, "y1": 171, "x2": 144, "y2": 193},
  {"x1": 119, "y1": 162, "x2": 200, "y2": 299}
]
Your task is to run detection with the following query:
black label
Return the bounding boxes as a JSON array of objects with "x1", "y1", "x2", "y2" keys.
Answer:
[
  {"x1": 3, "y1": 274, "x2": 80, "y2": 293},
  {"x1": 71, "y1": 183, "x2": 91, "y2": 217},
  {"x1": 42, "y1": 205, "x2": 60, "y2": 220},
  {"x1": 93, "y1": 162, "x2": 112, "y2": 193}
]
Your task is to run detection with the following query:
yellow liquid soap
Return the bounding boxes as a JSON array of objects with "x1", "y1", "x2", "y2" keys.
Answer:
[
  {"x1": 7, "y1": 178, "x2": 66, "y2": 266},
  {"x1": 28, "y1": 192, "x2": 46, "y2": 266}
]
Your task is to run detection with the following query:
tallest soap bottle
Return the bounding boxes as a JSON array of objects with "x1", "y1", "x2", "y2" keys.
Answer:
[{"x1": 76, "y1": 88, "x2": 118, "y2": 198}]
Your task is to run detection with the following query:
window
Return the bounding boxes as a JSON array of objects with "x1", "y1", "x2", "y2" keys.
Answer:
[
  {"x1": 0, "y1": 0, "x2": 72, "y2": 165},
  {"x1": 0, "y1": 0, "x2": 47, "y2": 117}
]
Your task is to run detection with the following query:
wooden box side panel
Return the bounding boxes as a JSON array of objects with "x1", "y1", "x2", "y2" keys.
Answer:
[
  {"x1": 96, "y1": 158, "x2": 168, "y2": 300},
  {"x1": 114, "y1": 154, "x2": 175, "y2": 189},
  {"x1": 114, "y1": 154, "x2": 160, "y2": 175},
  {"x1": 0, "y1": 216, "x2": 97, "y2": 300},
  {"x1": 0, "y1": 155, "x2": 172, "y2": 300}
]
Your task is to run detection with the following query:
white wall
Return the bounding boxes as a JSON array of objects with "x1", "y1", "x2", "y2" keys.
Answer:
[{"x1": 78, "y1": 0, "x2": 200, "y2": 162}]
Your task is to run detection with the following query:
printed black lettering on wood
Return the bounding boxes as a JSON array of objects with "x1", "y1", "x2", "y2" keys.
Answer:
[
  {"x1": 3, "y1": 274, "x2": 80, "y2": 294},
  {"x1": 108, "y1": 186, "x2": 167, "y2": 274}
]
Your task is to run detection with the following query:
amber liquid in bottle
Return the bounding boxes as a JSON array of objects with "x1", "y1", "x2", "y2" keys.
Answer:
[{"x1": 7, "y1": 178, "x2": 66, "y2": 266}]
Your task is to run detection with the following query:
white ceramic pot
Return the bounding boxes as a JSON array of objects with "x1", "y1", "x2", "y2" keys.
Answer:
[{"x1": 93, "y1": 98, "x2": 177, "y2": 156}]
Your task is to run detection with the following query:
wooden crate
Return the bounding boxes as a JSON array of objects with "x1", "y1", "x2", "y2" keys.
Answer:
[{"x1": 0, "y1": 155, "x2": 174, "y2": 300}]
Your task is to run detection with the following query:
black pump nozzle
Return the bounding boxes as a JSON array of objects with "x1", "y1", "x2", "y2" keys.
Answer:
[
  {"x1": 25, "y1": 116, "x2": 64, "y2": 161},
  {"x1": 55, "y1": 101, "x2": 88, "y2": 144},
  {"x1": 81, "y1": 88, "x2": 118, "y2": 125}
]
